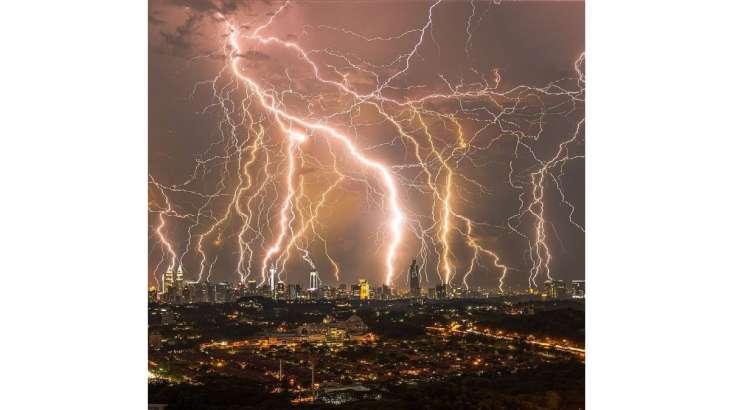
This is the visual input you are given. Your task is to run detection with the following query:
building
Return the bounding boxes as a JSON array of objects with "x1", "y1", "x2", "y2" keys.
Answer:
[
  {"x1": 175, "y1": 264, "x2": 184, "y2": 288},
  {"x1": 427, "y1": 287, "x2": 437, "y2": 299},
  {"x1": 336, "y1": 284, "x2": 349, "y2": 298},
  {"x1": 161, "y1": 264, "x2": 186, "y2": 303},
  {"x1": 268, "y1": 265, "x2": 277, "y2": 293},
  {"x1": 207, "y1": 281, "x2": 217, "y2": 302},
  {"x1": 215, "y1": 282, "x2": 232, "y2": 303},
  {"x1": 571, "y1": 280, "x2": 585, "y2": 298},
  {"x1": 545, "y1": 279, "x2": 568, "y2": 299},
  {"x1": 309, "y1": 271, "x2": 320, "y2": 291},
  {"x1": 287, "y1": 283, "x2": 299, "y2": 300},
  {"x1": 408, "y1": 258, "x2": 421, "y2": 297},
  {"x1": 275, "y1": 281, "x2": 286, "y2": 300},
  {"x1": 436, "y1": 284, "x2": 448, "y2": 300},
  {"x1": 246, "y1": 279, "x2": 258, "y2": 296},
  {"x1": 162, "y1": 265, "x2": 174, "y2": 295},
  {"x1": 358, "y1": 279, "x2": 370, "y2": 300},
  {"x1": 322, "y1": 285, "x2": 336, "y2": 300},
  {"x1": 351, "y1": 283, "x2": 360, "y2": 299},
  {"x1": 381, "y1": 284, "x2": 391, "y2": 300},
  {"x1": 318, "y1": 384, "x2": 379, "y2": 405},
  {"x1": 148, "y1": 287, "x2": 158, "y2": 303},
  {"x1": 297, "y1": 314, "x2": 369, "y2": 343}
]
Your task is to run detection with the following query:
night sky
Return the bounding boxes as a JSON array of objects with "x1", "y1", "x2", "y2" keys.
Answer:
[{"x1": 148, "y1": 0, "x2": 584, "y2": 291}]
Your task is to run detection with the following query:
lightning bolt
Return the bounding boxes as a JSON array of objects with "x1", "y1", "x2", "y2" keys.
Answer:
[{"x1": 149, "y1": 0, "x2": 584, "y2": 294}]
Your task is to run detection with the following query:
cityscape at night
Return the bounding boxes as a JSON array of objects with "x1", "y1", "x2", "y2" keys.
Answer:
[
  {"x1": 149, "y1": 271, "x2": 585, "y2": 408},
  {"x1": 148, "y1": 0, "x2": 584, "y2": 408}
]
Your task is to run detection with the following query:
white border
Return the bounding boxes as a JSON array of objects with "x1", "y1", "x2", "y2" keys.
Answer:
[{"x1": 1, "y1": 1, "x2": 729, "y2": 408}]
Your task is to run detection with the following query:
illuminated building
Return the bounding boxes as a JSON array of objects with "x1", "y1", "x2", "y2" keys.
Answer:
[
  {"x1": 318, "y1": 384, "x2": 377, "y2": 405},
  {"x1": 309, "y1": 271, "x2": 320, "y2": 291},
  {"x1": 207, "y1": 281, "x2": 217, "y2": 302},
  {"x1": 322, "y1": 285, "x2": 336, "y2": 300},
  {"x1": 182, "y1": 282, "x2": 193, "y2": 303},
  {"x1": 336, "y1": 284, "x2": 349, "y2": 298},
  {"x1": 161, "y1": 264, "x2": 185, "y2": 303},
  {"x1": 408, "y1": 258, "x2": 421, "y2": 297},
  {"x1": 351, "y1": 283, "x2": 360, "y2": 299},
  {"x1": 372, "y1": 286, "x2": 383, "y2": 300},
  {"x1": 275, "y1": 281, "x2": 286, "y2": 300},
  {"x1": 268, "y1": 265, "x2": 277, "y2": 293},
  {"x1": 296, "y1": 314, "x2": 368, "y2": 342},
  {"x1": 358, "y1": 279, "x2": 370, "y2": 300},
  {"x1": 216, "y1": 282, "x2": 232, "y2": 303},
  {"x1": 148, "y1": 287, "x2": 158, "y2": 303},
  {"x1": 163, "y1": 265, "x2": 174, "y2": 295},
  {"x1": 428, "y1": 287, "x2": 437, "y2": 299},
  {"x1": 246, "y1": 279, "x2": 257, "y2": 296},
  {"x1": 571, "y1": 280, "x2": 585, "y2": 298},
  {"x1": 381, "y1": 284, "x2": 391, "y2": 300},
  {"x1": 287, "y1": 284, "x2": 299, "y2": 300},
  {"x1": 436, "y1": 284, "x2": 448, "y2": 300},
  {"x1": 175, "y1": 264, "x2": 184, "y2": 287},
  {"x1": 452, "y1": 286, "x2": 466, "y2": 299},
  {"x1": 545, "y1": 280, "x2": 568, "y2": 299}
]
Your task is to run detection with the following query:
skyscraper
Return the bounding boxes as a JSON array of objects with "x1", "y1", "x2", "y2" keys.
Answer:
[
  {"x1": 309, "y1": 271, "x2": 320, "y2": 291},
  {"x1": 275, "y1": 281, "x2": 286, "y2": 300},
  {"x1": 545, "y1": 280, "x2": 568, "y2": 299},
  {"x1": 163, "y1": 265, "x2": 175, "y2": 295},
  {"x1": 175, "y1": 264, "x2": 184, "y2": 287},
  {"x1": 571, "y1": 280, "x2": 585, "y2": 298},
  {"x1": 358, "y1": 279, "x2": 370, "y2": 300},
  {"x1": 246, "y1": 279, "x2": 257, "y2": 296},
  {"x1": 287, "y1": 283, "x2": 299, "y2": 300},
  {"x1": 268, "y1": 265, "x2": 277, "y2": 293},
  {"x1": 382, "y1": 284, "x2": 391, "y2": 300},
  {"x1": 436, "y1": 284, "x2": 448, "y2": 300},
  {"x1": 408, "y1": 258, "x2": 421, "y2": 297}
]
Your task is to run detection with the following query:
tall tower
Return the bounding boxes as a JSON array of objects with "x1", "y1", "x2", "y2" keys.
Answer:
[
  {"x1": 268, "y1": 265, "x2": 277, "y2": 293},
  {"x1": 175, "y1": 264, "x2": 184, "y2": 287},
  {"x1": 175, "y1": 264, "x2": 186, "y2": 300},
  {"x1": 309, "y1": 271, "x2": 319, "y2": 291},
  {"x1": 408, "y1": 258, "x2": 420, "y2": 297},
  {"x1": 163, "y1": 265, "x2": 175, "y2": 294},
  {"x1": 358, "y1": 279, "x2": 370, "y2": 300}
]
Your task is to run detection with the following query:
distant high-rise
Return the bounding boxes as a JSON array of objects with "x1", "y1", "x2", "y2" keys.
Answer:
[
  {"x1": 162, "y1": 264, "x2": 185, "y2": 303},
  {"x1": 216, "y1": 282, "x2": 232, "y2": 303},
  {"x1": 175, "y1": 264, "x2": 184, "y2": 287},
  {"x1": 148, "y1": 287, "x2": 158, "y2": 303},
  {"x1": 571, "y1": 280, "x2": 585, "y2": 298},
  {"x1": 545, "y1": 280, "x2": 568, "y2": 299},
  {"x1": 358, "y1": 279, "x2": 370, "y2": 300},
  {"x1": 309, "y1": 271, "x2": 320, "y2": 291},
  {"x1": 382, "y1": 284, "x2": 391, "y2": 300},
  {"x1": 287, "y1": 283, "x2": 299, "y2": 300},
  {"x1": 436, "y1": 284, "x2": 448, "y2": 300},
  {"x1": 275, "y1": 281, "x2": 286, "y2": 300},
  {"x1": 246, "y1": 279, "x2": 257, "y2": 295},
  {"x1": 268, "y1": 265, "x2": 277, "y2": 292},
  {"x1": 163, "y1": 265, "x2": 175, "y2": 294},
  {"x1": 408, "y1": 258, "x2": 421, "y2": 297}
]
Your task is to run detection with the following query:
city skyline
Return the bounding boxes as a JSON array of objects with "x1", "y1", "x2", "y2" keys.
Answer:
[{"x1": 149, "y1": 0, "x2": 584, "y2": 292}]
